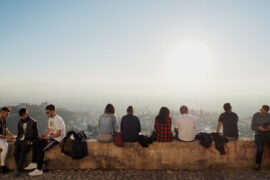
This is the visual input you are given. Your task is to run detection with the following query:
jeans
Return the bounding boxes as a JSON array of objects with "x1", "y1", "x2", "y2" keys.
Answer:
[
  {"x1": 14, "y1": 140, "x2": 31, "y2": 170},
  {"x1": 255, "y1": 134, "x2": 265, "y2": 166},
  {"x1": 32, "y1": 139, "x2": 59, "y2": 170}
]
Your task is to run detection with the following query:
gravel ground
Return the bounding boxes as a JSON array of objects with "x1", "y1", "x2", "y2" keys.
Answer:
[{"x1": 1, "y1": 169, "x2": 270, "y2": 180}]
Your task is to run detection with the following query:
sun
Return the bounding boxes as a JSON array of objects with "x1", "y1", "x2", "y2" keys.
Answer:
[{"x1": 167, "y1": 41, "x2": 212, "y2": 85}]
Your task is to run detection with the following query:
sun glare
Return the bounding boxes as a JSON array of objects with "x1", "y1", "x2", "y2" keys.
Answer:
[{"x1": 167, "y1": 42, "x2": 212, "y2": 85}]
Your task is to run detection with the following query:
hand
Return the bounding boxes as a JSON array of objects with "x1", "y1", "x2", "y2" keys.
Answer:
[
  {"x1": 27, "y1": 141, "x2": 31, "y2": 145},
  {"x1": 259, "y1": 126, "x2": 268, "y2": 132},
  {"x1": 41, "y1": 134, "x2": 46, "y2": 138},
  {"x1": 42, "y1": 136, "x2": 51, "y2": 140}
]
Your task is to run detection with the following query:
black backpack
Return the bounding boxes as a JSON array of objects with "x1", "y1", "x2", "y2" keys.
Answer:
[
  {"x1": 195, "y1": 132, "x2": 213, "y2": 148},
  {"x1": 61, "y1": 130, "x2": 88, "y2": 159}
]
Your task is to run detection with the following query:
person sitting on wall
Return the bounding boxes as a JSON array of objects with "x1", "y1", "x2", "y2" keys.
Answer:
[
  {"x1": 97, "y1": 104, "x2": 118, "y2": 143},
  {"x1": 154, "y1": 107, "x2": 174, "y2": 142},
  {"x1": 13, "y1": 108, "x2": 38, "y2": 177},
  {"x1": 174, "y1": 105, "x2": 196, "y2": 142},
  {"x1": 121, "y1": 106, "x2": 141, "y2": 142},
  {"x1": 25, "y1": 104, "x2": 66, "y2": 176},
  {"x1": 0, "y1": 107, "x2": 15, "y2": 174},
  {"x1": 216, "y1": 103, "x2": 239, "y2": 140},
  {"x1": 251, "y1": 105, "x2": 270, "y2": 170}
]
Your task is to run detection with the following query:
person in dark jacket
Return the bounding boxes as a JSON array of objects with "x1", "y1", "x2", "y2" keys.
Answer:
[
  {"x1": 13, "y1": 108, "x2": 38, "y2": 177},
  {"x1": 251, "y1": 105, "x2": 270, "y2": 170},
  {"x1": 120, "y1": 106, "x2": 141, "y2": 142}
]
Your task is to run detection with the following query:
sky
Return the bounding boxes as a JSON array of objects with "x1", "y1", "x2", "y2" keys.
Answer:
[{"x1": 0, "y1": 0, "x2": 270, "y2": 112}]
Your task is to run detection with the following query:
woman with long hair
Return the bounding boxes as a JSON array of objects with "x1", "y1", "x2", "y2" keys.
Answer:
[
  {"x1": 97, "y1": 104, "x2": 118, "y2": 142},
  {"x1": 154, "y1": 107, "x2": 174, "y2": 142}
]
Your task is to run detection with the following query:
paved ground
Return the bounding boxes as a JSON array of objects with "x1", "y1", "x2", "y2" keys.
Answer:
[{"x1": 1, "y1": 169, "x2": 270, "y2": 180}]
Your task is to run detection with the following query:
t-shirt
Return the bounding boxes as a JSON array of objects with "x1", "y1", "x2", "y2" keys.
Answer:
[
  {"x1": 218, "y1": 112, "x2": 238, "y2": 138},
  {"x1": 174, "y1": 114, "x2": 196, "y2": 141},
  {"x1": 48, "y1": 114, "x2": 66, "y2": 142},
  {"x1": 20, "y1": 122, "x2": 27, "y2": 141}
]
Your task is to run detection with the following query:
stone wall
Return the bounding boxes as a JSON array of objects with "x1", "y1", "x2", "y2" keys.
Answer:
[{"x1": 3, "y1": 139, "x2": 270, "y2": 170}]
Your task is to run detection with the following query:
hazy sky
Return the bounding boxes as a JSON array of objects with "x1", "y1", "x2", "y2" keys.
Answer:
[{"x1": 1, "y1": 0, "x2": 270, "y2": 107}]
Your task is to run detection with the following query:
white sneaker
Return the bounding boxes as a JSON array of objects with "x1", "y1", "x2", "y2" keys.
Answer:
[
  {"x1": 24, "y1": 163, "x2": 37, "y2": 170},
  {"x1": 29, "y1": 169, "x2": 43, "y2": 176}
]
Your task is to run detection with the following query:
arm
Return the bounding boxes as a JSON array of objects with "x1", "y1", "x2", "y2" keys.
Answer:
[
  {"x1": 120, "y1": 117, "x2": 124, "y2": 133},
  {"x1": 113, "y1": 116, "x2": 118, "y2": 132},
  {"x1": 32, "y1": 122, "x2": 38, "y2": 141},
  {"x1": 41, "y1": 128, "x2": 50, "y2": 138},
  {"x1": 44, "y1": 130, "x2": 61, "y2": 139},
  {"x1": 251, "y1": 114, "x2": 259, "y2": 131},
  {"x1": 138, "y1": 118, "x2": 141, "y2": 133},
  {"x1": 216, "y1": 121, "x2": 222, "y2": 133}
]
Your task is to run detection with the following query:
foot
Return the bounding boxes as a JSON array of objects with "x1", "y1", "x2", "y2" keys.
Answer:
[
  {"x1": 0, "y1": 166, "x2": 9, "y2": 174},
  {"x1": 253, "y1": 163, "x2": 260, "y2": 171},
  {"x1": 24, "y1": 163, "x2": 37, "y2": 170},
  {"x1": 29, "y1": 169, "x2": 43, "y2": 176},
  {"x1": 13, "y1": 169, "x2": 20, "y2": 178}
]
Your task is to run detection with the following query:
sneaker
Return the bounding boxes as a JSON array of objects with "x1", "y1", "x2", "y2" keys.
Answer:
[
  {"x1": 29, "y1": 169, "x2": 43, "y2": 176},
  {"x1": 0, "y1": 166, "x2": 9, "y2": 174},
  {"x1": 24, "y1": 163, "x2": 37, "y2": 170},
  {"x1": 13, "y1": 169, "x2": 20, "y2": 178},
  {"x1": 253, "y1": 163, "x2": 260, "y2": 171}
]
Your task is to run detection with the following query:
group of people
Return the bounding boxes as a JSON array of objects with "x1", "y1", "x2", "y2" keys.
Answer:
[
  {"x1": 0, "y1": 103, "x2": 270, "y2": 177},
  {"x1": 0, "y1": 104, "x2": 66, "y2": 177}
]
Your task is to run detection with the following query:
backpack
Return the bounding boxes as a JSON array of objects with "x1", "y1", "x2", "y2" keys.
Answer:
[
  {"x1": 195, "y1": 132, "x2": 213, "y2": 148},
  {"x1": 61, "y1": 130, "x2": 88, "y2": 159}
]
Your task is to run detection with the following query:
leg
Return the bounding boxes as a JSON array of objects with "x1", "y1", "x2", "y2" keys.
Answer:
[
  {"x1": 255, "y1": 134, "x2": 265, "y2": 167},
  {"x1": 13, "y1": 140, "x2": 22, "y2": 170},
  {"x1": 17, "y1": 141, "x2": 31, "y2": 170},
  {"x1": 0, "y1": 139, "x2": 9, "y2": 166},
  {"x1": 36, "y1": 139, "x2": 59, "y2": 170}
]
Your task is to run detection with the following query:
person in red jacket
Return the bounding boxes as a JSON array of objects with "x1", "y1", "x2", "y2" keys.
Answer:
[{"x1": 154, "y1": 107, "x2": 174, "y2": 142}]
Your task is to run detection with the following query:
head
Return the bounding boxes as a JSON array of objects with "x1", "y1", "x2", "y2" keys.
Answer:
[
  {"x1": 180, "y1": 105, "x2": 188, "y2": 114},
  {"x1": 260, "y1": 105, "x2": 270, "y2": 116},
  {"x1": 19, "y1": 108, "x2": 29, "y2": 120},
  {"x1": 157, "y1": 107, "x2": 170, "y2": 123},
  {"x1": 223, "y1": 103, "x2": 232, "y2": 112},
  {"x1": 45, "y1": 104, "x2": 56, "y2": 118},
  {"x1": 0, "y1": 107, "x2": 11, "y2": 120},
  {"x1": 104, "y1": 104, "x2": 115, "y2": 115},
  {"x1": 127, "y1": 105, "x2": 134, "y2": 115}
]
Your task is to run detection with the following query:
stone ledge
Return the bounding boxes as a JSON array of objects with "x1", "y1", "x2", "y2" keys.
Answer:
[{"x1": 3, "y1": 139, "x2": 270, "y2": 170}]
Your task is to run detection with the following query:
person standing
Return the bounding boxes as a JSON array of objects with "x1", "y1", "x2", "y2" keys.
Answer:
[
  {"x1": 216, "y1": 103, "x2": 239, "y2": 140},
  {"x1": 24, "y1": 104, "x2": 66, "y2": 176},
  {"x1": 13, "y1": 108, "x2": 38, "y2": 177},
  {"x1": 251, "y1": 105, "x2": 270, "y2": 170},
  {"x1": 0, "y1": 106, "x2": 14, "y2": 174},
  {"x1": 121, "y1": 106, "x2": 141, "y2": 142}
]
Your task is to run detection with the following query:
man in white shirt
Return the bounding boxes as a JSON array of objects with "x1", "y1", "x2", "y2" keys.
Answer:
[
  {"x1": 174, "y1": 105, "x2": 196, "y2": 142},
  {"x1": 25, "y1": 104, "x2": 66, "y2": 176}
]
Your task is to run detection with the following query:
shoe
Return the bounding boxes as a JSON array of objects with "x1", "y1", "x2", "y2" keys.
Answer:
[
  {"x1": 29, "y1": 169, "x2": 43, "y2": 176},
  {"x1": 13, "y1": 169, "x2": 20, "y2": 178},
  {"x1": 253, "y1": 163, "x2": 260, "y2": 171},
  {"x1": 24, "y1": 163, "x2": 37, "y2": 170},
  {"x1": 0, "y1": 166, "x2": 9, "y2": 174}
]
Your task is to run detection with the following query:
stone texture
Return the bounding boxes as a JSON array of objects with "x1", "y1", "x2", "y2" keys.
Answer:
[
  {"x1": 2, "y1": 169, "x2": 270, "y2": 180},
  {"x1": 3, "y1": 139, "x2": 270, "y2": 170}
]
